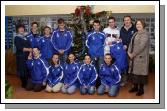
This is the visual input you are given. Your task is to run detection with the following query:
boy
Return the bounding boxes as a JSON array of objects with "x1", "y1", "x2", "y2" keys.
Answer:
[
  {"x1": 51, "y1": 18, "x2": 73, "y2": 63},
  {"x1": 26, "y1": 47, "x2": 49, "y2": 92}
]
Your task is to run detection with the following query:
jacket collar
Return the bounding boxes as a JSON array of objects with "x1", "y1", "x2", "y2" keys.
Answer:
[{"x1": 137, "y1": 29, "x2": 147, "y2": 35}]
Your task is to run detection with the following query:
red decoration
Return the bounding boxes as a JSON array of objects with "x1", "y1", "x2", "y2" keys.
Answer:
[
  {"x1": 85, "y1": 5, "x2": 91, "y2": 16},
  {"x1": 75, "y1": 6, "x2": 80, "y2": 17}
]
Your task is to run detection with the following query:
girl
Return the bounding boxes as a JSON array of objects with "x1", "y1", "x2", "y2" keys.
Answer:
[
  {"x1": 45, "y1": 54, "x2": 63, "y2": 93},
  {"x1": 77, "y1": 55, "x2": 98, "y2": 95},
  {"x1": 26, "y1": 47, "x2": 49, "y2": 92},
  {"x1": 38, "y1": 26, "x2": 54, "y2": 61},
  {"x1": 97, "y1": 54, "x2": 121, "y2": 97},
  {"x1": 61, "y1": 53, "x2": 79, "y2": 94},
  {"x1": 14, "y1": 24, "x2": 32, "y2": 88}
]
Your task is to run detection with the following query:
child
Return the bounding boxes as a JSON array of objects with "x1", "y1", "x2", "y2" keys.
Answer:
[
  {"x1": 61, "y1": 53, "x2": 79, "y2": 94},
  {"x1": 45, "y1": 54, "x2": 63, "y2": 93},
  {"x1": 103, "y1": 16, "x2": 120, "y2": 55},
  {"x1": 38, "y1": 26, "x2": 54, "y2": 61},
  {"x1": 51, "y1": 18, "x2": 73, "y2": 63},
  {"x1": 27, "y1": 22, "x2": 41, "y2": 48},
  {"x1": 26, "y1": 47, "x2": 49, "y2": 92},
  {"x1": 77, "y1": 55, "x2": 98, "y2": 95},
  {"x1": 86, "y1": 20, "x2": 105, "y2": 87},
  {"x1": 97, "y1": 54, "x2": 121, "y2": 97}
]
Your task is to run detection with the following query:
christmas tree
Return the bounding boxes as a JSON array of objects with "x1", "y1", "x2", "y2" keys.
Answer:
[{"x1": 67, "y1": 5, "x2": 109, "y2": 60}]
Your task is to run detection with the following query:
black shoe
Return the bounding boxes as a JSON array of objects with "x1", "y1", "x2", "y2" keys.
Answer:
[
  {"x1": 136, "y1": 89, "x2": 144, "y2": 96},
  {"x1": 129, "y1": 87, "x2": 138, "y2": 93}
]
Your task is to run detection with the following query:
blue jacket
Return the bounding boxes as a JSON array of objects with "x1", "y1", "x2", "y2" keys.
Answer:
[
  {"x1": 38, "y1": 36, "x2": 54, "y2": 59},
  {"x1": 47, "y1": 65, "x2": 63, "y2": 87},
  {"x1": 99, "y1": 63, "x2": 121, "y2": 86},
  {"x1": 120, "y1": 25, "x2": 137, "y2": 47},
  {"x1": 110, "y1": 42, "x2": 128, "y2": 73},
  {"x1": 51, "y1": 28, "x2": 73, "y2": 54},
  {"x1": 86, "y1": 31, "x2": 105, "y2": 58},
  {"x1": 26, "y1": 32, "x2": 41, "y2": 48},
  {"x1": 77, "y1": 63, "x2": 98, "y2": 87},
  {"x1": 27, "y1": 57, "x2": 49, "y2": 84},
  {"x1": 62, "y1": 62, "x2": 79, "y2": 86}
]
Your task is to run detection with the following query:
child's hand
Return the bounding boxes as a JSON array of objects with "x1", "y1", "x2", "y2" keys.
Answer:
[
  {"x1": 84, "y1": 85, "x2": 87, "y2": 88},
  {"x1": 64, "y1": 84, "x2": 69, "y2": 88},
  {"x1": 42, "y1": 82, "x2": 46, "y2": 86},
  {"x1": 28, "y1": 52, "x2": 32, "y2": 60}
]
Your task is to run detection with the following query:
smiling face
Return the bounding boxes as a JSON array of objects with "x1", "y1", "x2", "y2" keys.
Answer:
[
  {"x1": 136, "y1": 21, "x2": 144, "y2": 31},
  {"x1": 52, "y1": 54, "x2": 59, "y2": 65},
  {"x1": 18, "y1": 27, "x2": 25, "y2": 34},
  {"x1": 84, "y1": 55, "x2": 91, "y2": 64},
  {"x1": 108, "y1": 19, "x2": 115, "y2": 28},
  {"x1": 93, "y1": 22, "x2": 100, "y2": 32},
  {"x1": 44, "y1": 27, "x2": 51, "y2": 36},
  {"x1": 31, "y1": 24, "x2": 38, "y2": 33},
  {"x1": 68, "y1": 54, "x2": 75, "y2": 63},
  {"x1": 104, "y1": 54, "x2": 112, "y2": 65},
  {"x1": 33, "y1": 48, "x2": 40, "y2": 58}
]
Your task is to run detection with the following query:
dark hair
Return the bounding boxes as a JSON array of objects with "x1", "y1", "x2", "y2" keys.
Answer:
[
  {"x1": 43, "y1": 26, "x2": 51, "y2": 34},
  {"x1": 33, "y1": 47, "x2": 40, "y2": 50},
  {"x1": 123, "y1": 15, "x2": 132, "y2": 21},
  {"x1": 31, "y1": 22, "x2": 38, "y2": 27},
  {"x1": 84, "y1": 54, "x2": 91, "y2": 59},
  {"x1": 16, "y1": 24, "x2": 25, "y2": 33},
  {"x1": 50, "y1": 53, "x2": 60, "y2": 65},
  {"x1": 135, "y1": 19, "x2": 146, "y2": 28},
  {"x1": 66, "y1": 53, "x2": 76, "y2": 64},
  {"x1": 105, "y1": 53, "x2": 112, "y2": 58},
  {"x1": 57, "y1": 18, "x2": 65, "y2": 24},
  {"x1": 108, "y1": 16, "x2": 116, "y2": 22},
  {"x1": 104, "y1": 53, "x2": 113, "y2": 65},
  {"x1": 93, "y1": 19, "x2": 100, "y2": 24}
]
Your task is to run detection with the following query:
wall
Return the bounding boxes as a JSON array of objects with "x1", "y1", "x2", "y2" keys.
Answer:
[{"x1": 5, "y1": 5, "x2": 155, "y2": 16}]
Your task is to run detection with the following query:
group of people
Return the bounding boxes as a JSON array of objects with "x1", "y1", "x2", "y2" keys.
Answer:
[{"x1": 14, "y1": 15, "x2": 149, "y2": 97}]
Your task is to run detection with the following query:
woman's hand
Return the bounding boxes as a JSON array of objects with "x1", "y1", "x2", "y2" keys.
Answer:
[{"x1": 128, "y1": 52, "x2": 134, "y2": 60}]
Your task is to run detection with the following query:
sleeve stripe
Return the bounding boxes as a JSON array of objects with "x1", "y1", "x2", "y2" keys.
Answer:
[
  {"x1": 59, "y1": 66, "x2": 64, "y2": 81},
  {"x1": 113, "y1": 65, "x2": 121, "y2": 84},
  {"x1": 89, "y1": 66, "x2": 98, "y2": 85},
  {"x1": 51, "y1": 30, "x2": 59, "y2": 51},
  {"x1": 77, "y1": 65, "x2": 84, "y2": 84},
  {"x1": 39, "y1": 58, "x2": 49, "y2": 76},
  {"x1": 64, "y1": 31, "x2": 73, "y2": 51}
]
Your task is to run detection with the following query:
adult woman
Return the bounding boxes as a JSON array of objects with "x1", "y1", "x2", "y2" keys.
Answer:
[
  {"x1": 128, "y1": 19, "x2": 149, "y2": 96},
  {"x1": 14, "y1": 24, "x2": 32, "y2": 88}
]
